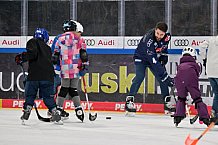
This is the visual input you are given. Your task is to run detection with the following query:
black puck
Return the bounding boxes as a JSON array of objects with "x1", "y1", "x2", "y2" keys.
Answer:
[{"x1": 106, "y1": 116, "x2": 111, "y2": 119}]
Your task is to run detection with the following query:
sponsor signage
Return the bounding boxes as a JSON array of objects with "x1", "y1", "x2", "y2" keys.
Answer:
[
  {"x1": 0, "y1": 36, "x2": 212, "y2": 49},
  {"x1": 1, "y1": 99, "x2": 210, "y2": 114}
]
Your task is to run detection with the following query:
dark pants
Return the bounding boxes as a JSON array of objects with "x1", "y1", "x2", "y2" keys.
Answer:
[
  {"x1": 129, "y1": 61, "x2": 169, "y2": 98},
  {"x1": 54, "y1": 73, "x2": 61, "y2": 94},
  {"x1": 23, "y1": 81, "x2": 56, "y2": 112},
  {"x1": 208, "y1": 78, "x2": 218, "y2": 113}
]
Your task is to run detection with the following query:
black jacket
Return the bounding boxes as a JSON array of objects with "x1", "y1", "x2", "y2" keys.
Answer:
[{"x1": 24, "y1": 38, "x2": 54, "y2": 82}]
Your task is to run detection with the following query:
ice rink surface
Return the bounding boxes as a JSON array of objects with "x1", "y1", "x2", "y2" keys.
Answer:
[{"x1": 0, "y1": 109, "x2": 217, "y2": 145}]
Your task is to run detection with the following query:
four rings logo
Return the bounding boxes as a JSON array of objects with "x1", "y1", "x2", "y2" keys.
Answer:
[
  {"x1": 85, "y1": 39, "x2": 95, "y2": 46},
  {"x1": 174, "y1": 39, "x2": 189, "y2": 46},
  {"x1": 127, "y1": 39, "x2": 140, "y2": 46}
]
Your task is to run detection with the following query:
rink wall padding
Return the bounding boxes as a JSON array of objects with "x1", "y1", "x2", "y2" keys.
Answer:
[{"x1": 0, "y1": 99, "x2": 212, "y2": 115}]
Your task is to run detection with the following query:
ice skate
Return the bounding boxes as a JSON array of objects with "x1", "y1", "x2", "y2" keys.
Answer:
[
  {"x1": 174, "y1": 116, "x2": 185, "y2": 127},
  {"x1": 57, "y1": 107, "x2": 69, "y2": 120},
  {"x1": 199, "y1": 118, "x2": 210, "y2": 126},
  {"x1": 51, "y1": 108, "x2": 63, "y2": 125},
  {"x1": 164, "y1": 95, "x2": 176, "y2": 116},
  {"x1": 75, "y1": 106, "x2": 84, "y2": 122},
  {"x1": 125, "y1": 96, "x2": 136, "y2": 117},
  {"x1": 210, "y1": 109, "x2": 218, "y2": 125},
  {"x1": 20, "y1": 105, "x2": 32, "y2": 124}
]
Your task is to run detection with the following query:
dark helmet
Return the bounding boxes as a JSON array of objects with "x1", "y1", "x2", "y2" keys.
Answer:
[
  {"x1": 33, "y1": 28, "x2": 49, "y2": 43},
  {"x1": 63, "y1": 19, "x2": 77, "y2": 32}
]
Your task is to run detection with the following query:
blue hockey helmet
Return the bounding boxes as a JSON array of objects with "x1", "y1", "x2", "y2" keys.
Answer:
[
  {"x1": 63, "y1": 19, "x2": 77, "y2": 32},
  {"x1": 34, "y1": 28, "x2": 49, "y2": 43}
]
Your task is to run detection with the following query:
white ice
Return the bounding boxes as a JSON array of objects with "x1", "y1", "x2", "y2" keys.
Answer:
[{"x1": 0, "y1": 109, "x2": 217, "y2": 145}]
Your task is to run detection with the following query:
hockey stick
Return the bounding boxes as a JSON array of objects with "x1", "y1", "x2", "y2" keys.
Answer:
[
  {"x1": 190, "y1": 114, "x2": 199, "y2": 124},
  {"x1": 82, "y1": 76, "x2": 97, "y2": 121},
  {"x1": 19, "y1": 63, "x2": 52, "y2": 122},
  {"x1": 185, "y1": 120, "x2": 218, "y2": 145},
  {"x1": 33, "y1": 103, "x2": 51, "y2": 122}
]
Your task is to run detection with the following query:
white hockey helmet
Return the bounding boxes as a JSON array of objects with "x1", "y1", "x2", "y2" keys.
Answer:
[
  {"x1": 76, "y1": 22, "x2": 83, "y2": 33},
  {"x1": 182, "y1": 47, "x2": 197, "y2": 57}
]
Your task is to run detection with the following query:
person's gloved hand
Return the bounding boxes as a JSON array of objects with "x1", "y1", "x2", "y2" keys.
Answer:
[
  {"x1": 158, "y1": 55, "x2": 168, "y2": 66},
  {"x1": 78, "y1": 62, "x2": 89, "y2": 76},
  {"x1": 203, "y1": 58, "x2": 207, "y2": 67},
  {"x1": 15, "y1": 52, "x2": 27, "y2": 65}
]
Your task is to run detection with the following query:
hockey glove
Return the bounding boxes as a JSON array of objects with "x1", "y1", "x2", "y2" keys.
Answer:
[
  {"x1": 15, "y1": 52, "x2": 27, "y2": 65},
  {"x1": 158, "y1": 54, "x2": 168, "y2": 66},
  {"x1": 52, "y1": 51, "x2": 60, "y2": 65},
  {"x1": 203, "y1": 58, "x2": 207, "y2": 67},
  {"x1": 80, "y1": 49, "x2": 88, "y2": 63},
  {"x1": 79, "y1": 62, "x2": 89, "y2": 76}
]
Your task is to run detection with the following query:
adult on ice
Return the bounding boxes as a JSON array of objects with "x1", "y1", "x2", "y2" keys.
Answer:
[
  {"x1": 15, "y1": 28, "x2": 63, "y2": 125},
  {"x1": 200, "y1": 38, "x2": 218, "y2": 124},
  {"x1": 125, "y1": 22, "x2": 174, "y2": 115}
]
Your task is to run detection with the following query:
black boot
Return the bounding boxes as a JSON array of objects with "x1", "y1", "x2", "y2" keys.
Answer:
[
  {"x1": 174, "y1": 116, "x2": 185, "y2": 127},
  {"x1": 75, "y1": 106, "x2": 84, "y2": 122},
  {"x1": 51, "y1": 108, "x2": 63, "y2": 125},
  {"x1": 125, "y1": 96, "x2": 136, "y2": 112},
  {"x1": 199, "y1": 118, "x2": 210, "y2": 126},
  {"x1": 57, "y1": 107, "x2": 69, "y2": 120},
  {"x1": 20, "y1": 105, "x2": 32, "y2": 120}
]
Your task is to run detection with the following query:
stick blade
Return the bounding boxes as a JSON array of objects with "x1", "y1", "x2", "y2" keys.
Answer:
[
  {"x1": 185, "y1": 134, "x2": 198, "y2": 145},
  {"x1": 89, "y1": 112, "x2": 97, "y2": 121}
]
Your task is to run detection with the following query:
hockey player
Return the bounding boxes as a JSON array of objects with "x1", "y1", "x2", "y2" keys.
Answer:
[
  {"x1": 15, "y1": 28, "x2": 63, "y2": 125},
  {"x1": 52, "y1": 19, "x2": 88, "y2": 122},
  {"x1": 199, "y1": 38, "x2": 218, "y2": 124},
  {"x1": 125, "y1": 22, "x2": 174, "y2": 115},
  {"x1": 173, "y1": 47, "x2": 210, "y2": 126}
]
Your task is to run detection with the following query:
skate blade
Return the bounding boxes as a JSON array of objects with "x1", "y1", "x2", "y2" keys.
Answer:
[
  {"x1": 21, "y1": 119, "x2": 26, "y2": 125},
  {"x1": 125, "y1": 111, "x2": 136, "y2": 117},
  {"x1": 164, "y1": 110, "x2": 175, "y2": 116},
  {"x1": 61, "y1": 116, "x2": 69, "y2": 121},
  {"x1": 54, "y1": 120, "x2": 64, "y2": 125}
]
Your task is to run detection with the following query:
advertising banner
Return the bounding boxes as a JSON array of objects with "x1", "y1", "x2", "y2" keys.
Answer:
[{"x1": 0, "y1": 53, "x2": 213, "y2": 106}]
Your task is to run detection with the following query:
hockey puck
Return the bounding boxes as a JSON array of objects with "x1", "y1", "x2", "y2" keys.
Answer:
[{"x1": 106, "y1": 116, "x2": 111, "y2": 119}]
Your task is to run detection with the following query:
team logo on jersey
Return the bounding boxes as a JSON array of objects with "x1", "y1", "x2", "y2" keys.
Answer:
[{"x1": 147, "y1": 39, "x2": 153, "y2": 47}]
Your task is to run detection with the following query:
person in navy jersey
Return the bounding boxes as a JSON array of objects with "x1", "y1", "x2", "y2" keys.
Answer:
[{"x1": 125, "y1": 22, "x2": 174, "y2": 115}]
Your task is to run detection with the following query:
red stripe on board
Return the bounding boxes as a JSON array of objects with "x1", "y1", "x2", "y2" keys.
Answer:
[{"x1": 0, "y1": 99, "x2": 211, "y2": 115}]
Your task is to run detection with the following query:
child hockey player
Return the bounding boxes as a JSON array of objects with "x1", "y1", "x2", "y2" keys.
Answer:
[
  {"x1": 173, "y1": 46, "x2": 210, "y2": 126},
  {"x1": 52, "y1": 19, "x2": 88, "y2": 122},
  {"x1": 15, "y1": 28, "x2": 63, "y2": 125}
]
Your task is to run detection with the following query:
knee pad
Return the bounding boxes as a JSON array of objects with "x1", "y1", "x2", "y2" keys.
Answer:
[
  {"x1": 58, "y1": 87, "x2": 69, "y2": 98},
  {"x1": 69, "y1": 88, "x2": 78, "y2": 98}
]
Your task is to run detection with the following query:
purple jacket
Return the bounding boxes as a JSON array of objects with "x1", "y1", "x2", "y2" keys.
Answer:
[{"x1": 175, "y1": 56, "x2": 200, "y2": 88}]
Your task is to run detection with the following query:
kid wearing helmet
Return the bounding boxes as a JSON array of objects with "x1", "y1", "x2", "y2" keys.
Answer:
[
  {"x1": 15, "y1": 28, "x2": 63, "y2": 125},
  {"x1": 173, "y1": 46, "x2": 210, "y2": 126},
  {"x1": 52, "y1": 19, "x2": 87, "y2": 122}
]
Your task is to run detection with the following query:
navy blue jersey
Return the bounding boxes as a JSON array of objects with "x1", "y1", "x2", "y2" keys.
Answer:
[{"x1": 133, "y1": 29, "x2": 171, "y2": 80}]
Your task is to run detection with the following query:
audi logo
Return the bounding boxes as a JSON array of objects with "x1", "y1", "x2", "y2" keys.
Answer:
[
  {"x1": 127, "y1": 39, "x2": 140, "y2": 46},
  {"x1": 85, "y1": 39, "x2": 95, "y2": 46},
  {"x1": 174, "y1": 39, "x2": 189, "y2": 46}
]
